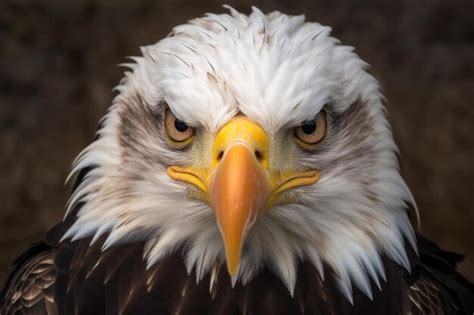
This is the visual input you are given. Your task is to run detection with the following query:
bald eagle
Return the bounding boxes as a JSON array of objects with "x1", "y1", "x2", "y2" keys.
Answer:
[{"x1": 1, "y1": 7, "x2": 473, "y2": 315}]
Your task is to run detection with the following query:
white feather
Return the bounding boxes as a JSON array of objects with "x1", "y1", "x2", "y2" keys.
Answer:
[{"x1": 62, "y1": 6, "x2": 418, "y2": 302}]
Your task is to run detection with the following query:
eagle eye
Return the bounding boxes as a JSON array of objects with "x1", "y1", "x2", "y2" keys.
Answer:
[
  {"x1": 174, "y1": 119, "x2": 189, "y2": 132},
  {"x1": 165, "y1": 110, "x2": 194, "y2": 143},
  {"x1": 295, "y1": 111, "x2": 327, "y2": 146}
]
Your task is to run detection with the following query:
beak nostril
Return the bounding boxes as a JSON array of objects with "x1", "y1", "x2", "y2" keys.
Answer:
[
  {"x1": 216, "y1": 150, "x2": 224, "y2": 162},
  {"x1": 216, "y1": 146, "x2": 265, "y2": 165}
]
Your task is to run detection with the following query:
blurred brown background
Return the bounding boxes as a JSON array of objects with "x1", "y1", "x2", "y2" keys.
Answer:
[{"x1": 0, "y1": 0, "x2": 473, "y2": 285}]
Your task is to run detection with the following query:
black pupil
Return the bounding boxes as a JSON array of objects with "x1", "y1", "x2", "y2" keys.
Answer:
[
  {"x1": 301, "y1": 121, "x2": 316, "y2": 134},
  {"x1": 174, "y1": 119, "x2": 188, "y2": 132}
]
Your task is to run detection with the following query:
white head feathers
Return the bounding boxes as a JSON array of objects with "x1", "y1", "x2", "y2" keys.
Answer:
[{"x1": 62, "y1": 6, "x2": 418, "y2": 303}]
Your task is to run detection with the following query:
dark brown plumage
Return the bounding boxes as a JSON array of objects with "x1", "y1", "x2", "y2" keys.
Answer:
[{"x1": 1, "y1": 215, "x2": 473, "y2": 314}]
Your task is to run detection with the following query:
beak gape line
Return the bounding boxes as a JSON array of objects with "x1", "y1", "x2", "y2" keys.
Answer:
[{"x1": 167, "y1": 116, "x2": 319, "y2": 276}]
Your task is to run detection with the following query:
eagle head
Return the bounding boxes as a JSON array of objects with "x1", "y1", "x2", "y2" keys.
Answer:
[{"x1": 63, "y1": 6, "x2": 417, "y2": 302}]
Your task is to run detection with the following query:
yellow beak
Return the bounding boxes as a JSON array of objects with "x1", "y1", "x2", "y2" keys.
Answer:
[
  {"x1": 168, "y1": 117, "x2": 319, "y2": 275},
  {"x1": 211, "y1": 142, "x2": 270, "y2": 274}
]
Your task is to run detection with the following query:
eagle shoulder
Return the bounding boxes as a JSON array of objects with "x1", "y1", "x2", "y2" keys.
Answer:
[
  {"x1": 408, "y1": 235, "x2": 474, "y2": 314},
  {"x1": 0, "y1": 242, "x2": 57, "y2": 315}
]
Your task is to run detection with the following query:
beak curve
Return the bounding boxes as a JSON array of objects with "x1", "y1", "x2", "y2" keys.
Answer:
[{"x1": 210, "y1": 142, "x2": 270, "y2": 275}]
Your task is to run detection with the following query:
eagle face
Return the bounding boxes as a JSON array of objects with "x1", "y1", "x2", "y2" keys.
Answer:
[{"x1": 63, "y1": 7, "x2": 417, "y2": 301}]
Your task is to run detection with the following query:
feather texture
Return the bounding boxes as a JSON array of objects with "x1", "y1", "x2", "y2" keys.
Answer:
[
  {"x1": 1, "y1": 7, "x2": 472, "y2": 315},
  {"x1": 1, "y1": 231, "x2": 473, "y2": 314},
  {"x1": 59, "y1": 7, "x2": 418, "y2": 297}
]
